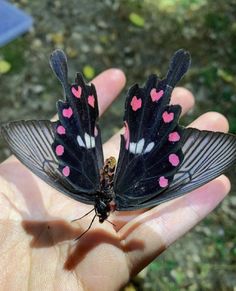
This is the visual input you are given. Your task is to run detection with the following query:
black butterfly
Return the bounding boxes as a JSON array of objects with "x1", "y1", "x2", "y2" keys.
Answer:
[{"x1": 1, "y1": 49, "x2": 236, "y2": 231}]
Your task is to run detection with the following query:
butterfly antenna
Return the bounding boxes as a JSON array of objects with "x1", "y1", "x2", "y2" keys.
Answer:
[
  {"x1": 75, "y1": 213, "x2": 97, "y2": 241},
  {"x1": 71, "y1": 208, "x2": 95, "y2": 222},
  {"x1": 106, "y1": 219, "x2": 116, "y2": 228}
]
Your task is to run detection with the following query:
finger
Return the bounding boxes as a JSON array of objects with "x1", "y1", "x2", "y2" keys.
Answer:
[
  {"x1": 103, "y1": 87, "x2": 195, "y2": 158},
  {"x1": 188, "y1": 111, "x2": 229, "y2": 132},
  {"x1": 112, "y1": 110, "x2": 231, "y2": 230},
  {"x1": 171, "y1": 87, "x2": 195, "y2": 115},
  {"x1": 121, "y1": 175, "x2": 230, "y2": 275},
  {"x1": 118, "y1": 112, "x2": 231, "y2": 273},
  {"x1": 92, "y1": 68, "x2": 126, "y2": 115}
]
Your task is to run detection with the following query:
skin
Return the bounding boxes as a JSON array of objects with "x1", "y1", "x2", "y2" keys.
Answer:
[{"x1": 0, "y1": 69, "x2": 230, "y2": 291}]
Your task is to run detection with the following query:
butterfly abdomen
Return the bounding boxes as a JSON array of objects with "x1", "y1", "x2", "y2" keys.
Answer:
[
  {"x1": 93, "y1": 157, "x2": 117, "y2": 222},
  {"x1": 100, "y1": 157, "x2": 116, "y2": 194}
]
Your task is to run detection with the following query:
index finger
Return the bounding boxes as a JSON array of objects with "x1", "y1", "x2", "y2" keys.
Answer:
[{"x1": 92, "y1": 68, "x2": 126, "y2": 115}]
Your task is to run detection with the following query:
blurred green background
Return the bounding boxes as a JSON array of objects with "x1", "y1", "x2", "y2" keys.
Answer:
[{"x1": 0, "y1": 0, "x2": 236, "y2": 290}]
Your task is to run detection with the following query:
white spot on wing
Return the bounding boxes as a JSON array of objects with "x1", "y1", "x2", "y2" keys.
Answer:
[
  {"x1": 77, "y1": 135, "x2": 85, "y2": 147},
  {"x1": 84, "y1": 133, "x2": 96, "y2": 149},
  {"x1": 144, "y1": 142, "x2": 155, "y2": 154},
  {"x1": 129, "y1": 142, "x2": 136, "y2": 154},
  {"x1": 84, "y1": 133, "x2": 91, "y2": 148},
  {"x1": 129, "y1": 138, "x2": 145, "y2": 154},
  {"x1": 77, "y1": 133, "x2": 95, "y2": 148},
  {"x1": 136, "y1": 138, "x2": 145, "y2": 153},
  {"x1": 91, "y1": 136, "x2": 95, "y2": 148}
]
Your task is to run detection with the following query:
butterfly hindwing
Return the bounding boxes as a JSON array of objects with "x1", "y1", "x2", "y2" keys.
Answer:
[
  {"x1": 114, "y1": 49, "x2": 236, "y2": 210},
  {"x1": 0, "y1": 50, "x2": 104, "y2": 203},
  {"x1": 114, "y1": 50, "x2": 191, "y2": 209},
  {"x1": 50, "y1": 50, "x2": 103, "y2": 193}
]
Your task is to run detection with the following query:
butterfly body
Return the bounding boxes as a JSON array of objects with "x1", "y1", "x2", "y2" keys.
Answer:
[
  {"x1": 1, "y1": 49, "x2": 236, "y2": 224},
  {"x1": 95, "y1": 156, "x2": 116, "y2": 222}
]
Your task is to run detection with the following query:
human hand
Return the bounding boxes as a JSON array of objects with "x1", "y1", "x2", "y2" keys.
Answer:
[{"x1": 0, "y1": 69, "x2": 230, "y2": 291}]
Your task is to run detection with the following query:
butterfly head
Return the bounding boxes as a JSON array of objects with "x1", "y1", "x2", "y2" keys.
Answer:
[{"x1": 95, "y1": 196, "x2": 112, "y2": 223}]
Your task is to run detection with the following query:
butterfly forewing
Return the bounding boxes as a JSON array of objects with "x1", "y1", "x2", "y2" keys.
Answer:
[
  {"x1": 0, "y1": 120, "x2": 96, "y2": 203},
  {"x1": 165, "y1": 128, "x2": 236, "y2": 196}
]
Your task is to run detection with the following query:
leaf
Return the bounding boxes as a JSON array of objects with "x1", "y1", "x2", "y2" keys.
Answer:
[
  {"x1": 83, "y1": 65, "x2": 95, "y2": 79},
  {"x1": 217, "y1": 68, "x2": 234, "y2": 83},
  {"x1": 50, "y1": 32, "x2": 64, "y2": 45},
  {"x1": 0, "y1": 60, "x2": 11, "y2": 74},
  {"x1": 129, "y1": 12, "x2": 145, "y2": 27}
]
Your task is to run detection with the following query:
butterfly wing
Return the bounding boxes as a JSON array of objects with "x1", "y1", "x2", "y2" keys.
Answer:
[
  {"x1": 0, "y1": 50, "x2": 104, "y2": 204},
  {"x1": 162, "y1": 127, "x2": 236, "y2": 199},
  {"x1": 50, "y1": 50, "x2": 103, "y2": 194},
  {"x1": 114, "y1": 49, "x2": 236, "y2": 210},
  {"x1": 0, "y1": 120, "x2": 93, "y2": 204},
  {"x1": 113, "y1": 49, "x2": 190, "y2": 209},
  {"x1": 115, "y1": 126, "x2": 236, "y2": 210}
]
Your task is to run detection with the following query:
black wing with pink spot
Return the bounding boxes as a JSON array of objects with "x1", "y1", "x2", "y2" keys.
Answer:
[
  {"x1": 115, "y1": 127, "x2": 236, "y2": 210},
  {"x1": 2, "y1": 49, "x2": 236, "y2": 214},
  {"x1": 114, "y1": 49, "x2": 191, "y2": 209},
  {"x1": 114, "y1": 49, "x2": 236, "y2": 210},
  {"x1": 0, "y1": 50, "x2": 103, "y2": 203},
  {"x1": 50, "y1": 50, "x2": 103, "y2": 194},
  {"x1": 0, "y1": 120, "x2": 97, "y2": 204}
]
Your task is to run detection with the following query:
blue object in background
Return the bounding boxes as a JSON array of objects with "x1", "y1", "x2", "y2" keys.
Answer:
[{"x1": 0, "y1": 0, "x2": 33, "y2": 47}]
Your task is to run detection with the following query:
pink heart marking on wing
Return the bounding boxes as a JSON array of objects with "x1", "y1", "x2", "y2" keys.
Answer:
[
  {"x1": 159, "y1": 176, "x2": 169, "y2": 188},
  {"x1": 62, "y1": 107, "x2": 73, "y2": 118},
  {"x1": 150, "y1": 88, "x2": 164, "y2": 102},
  {"x1": 71, "y1": 86, "x2": 82, "y2": 98},
  {"x1": 62, "y1": 166, "x2": 70, "y2": 177},
  {"x1": 169, "y1": 153, "x2": 180, "y2": 166},
  {"x1": 56, "y1": 145, "x2": 64, "y2": 156},
  {"x1": 88, "y1": 95, "x2": 95, "y2": 108},
  {"x1": 57, "y1": 125, "x2": 66, "y2": 135},
  {"x1": 162, "y1": 111, "x2": 174, "y2": 123},
  {"x1": 130, "y1": 96, "x2": 142, "y2": 111},
  {"x1": 168, "y1": 131, "x2": 180, "y2": 142}
]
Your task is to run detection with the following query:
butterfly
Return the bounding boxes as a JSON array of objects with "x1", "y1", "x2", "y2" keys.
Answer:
[{"x1": 1, "y1": 49, "x2": 236, "y2": 232}]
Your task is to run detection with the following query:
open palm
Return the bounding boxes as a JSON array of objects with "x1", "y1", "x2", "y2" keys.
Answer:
[{"x1": 0, "y1": 69, "x2": 230, "y2": 291}]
